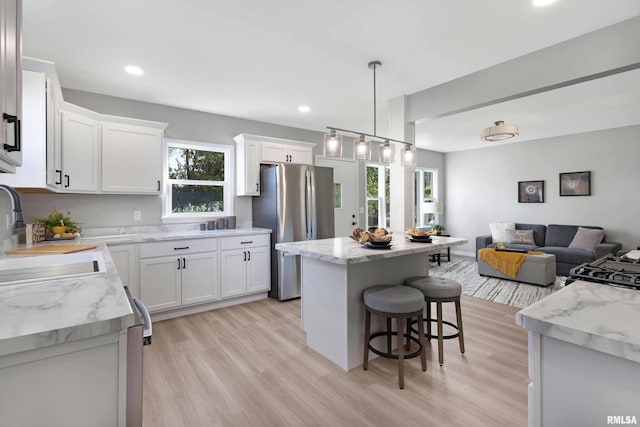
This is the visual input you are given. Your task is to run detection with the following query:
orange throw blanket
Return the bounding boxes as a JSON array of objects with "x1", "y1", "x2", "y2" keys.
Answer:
[{"x1": 478, "y1": 248, "x2": 544, "y2": 278}]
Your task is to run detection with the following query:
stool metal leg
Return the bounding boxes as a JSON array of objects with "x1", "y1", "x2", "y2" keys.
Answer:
[
  {"x1": 397, "y1": 317, "x2": 405, "y2": 389},
  {"x1": 455, "y1": 298, "x2": 465, "y2": 354},
  {"x1": 363, "y1": 309, "x2": 371, "y2": 370},
  {"x1": 437, "y1": 302, "x2": 444, "y2": 366},
  {"x1": 417, "y1": 313, "x2": 427, "y2": 372},
  {"x1": 426, "y1": 301, "x2": 432, "y2": 342}
]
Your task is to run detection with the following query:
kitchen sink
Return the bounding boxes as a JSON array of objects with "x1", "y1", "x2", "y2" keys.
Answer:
[{"x1": 0, "y1": 251, "x2": 106, "y2": 286}]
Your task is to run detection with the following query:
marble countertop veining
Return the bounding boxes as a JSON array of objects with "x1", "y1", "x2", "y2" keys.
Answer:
[
  {"x1": 516, "y1": 280, "x2": 640, "y2": 363},
  {"x1": 275, "y1": 236, "x2": 467, "y2": 265},
  {"x1": 0, "y1": 244, "x2": 134, "y2": 356}
]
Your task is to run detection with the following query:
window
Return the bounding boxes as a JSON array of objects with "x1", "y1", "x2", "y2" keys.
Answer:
[
  {"x1": 366, "y1": 164, "x2": 390, "y2": 228},
  {"x1": 163, "y1": 139, "x2": 233, "y2": 220},
  {"x1": 415, "y1": 168, "x2": 438, "y2": 227}
]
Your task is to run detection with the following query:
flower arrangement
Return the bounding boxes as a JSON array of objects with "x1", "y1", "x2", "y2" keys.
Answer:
[{"x1": 35, "y1": 209, "x2": 82, "y2": 238}]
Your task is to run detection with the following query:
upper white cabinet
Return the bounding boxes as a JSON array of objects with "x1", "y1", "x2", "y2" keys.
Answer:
[
  {"x1": 234, "y1": 134, "x2": 261, "y2": 196},
  {"x1": 60, "y1": 108, "x2": 100, "y2": 193},
  {"x1": 0, "y1": 0, "x2": 22, "y2": 173},
  {"x1": 261, "y1": 141, "x2": 313, "y2": 164},
  {"x1": 233, "y1": 134, "x2": 316, "y2": 196},
  {"x1": 101, "y1": 122, "x2": 163, "y2": 194}
]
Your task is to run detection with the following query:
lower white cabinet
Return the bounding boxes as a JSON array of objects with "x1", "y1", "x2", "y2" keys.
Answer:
[
  {"x1": 220, "y1": 235, "x2": 270, "y2": 298},
  {"x1": 138, "y1": 238, "x2": 218, "y2": 312}
]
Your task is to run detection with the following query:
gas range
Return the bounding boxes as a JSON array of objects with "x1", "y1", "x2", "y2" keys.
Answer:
[{"x1": 569, "y1": 255, "x2": 640, "y2": 290}]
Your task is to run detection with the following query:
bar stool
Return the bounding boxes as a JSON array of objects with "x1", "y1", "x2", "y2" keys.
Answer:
[
  {"x1": 404, "y1": 276, "x2": 465, "y2": 366},
  {"x1": 363, "y1": 285, "x2": 427, "y2": 389}
]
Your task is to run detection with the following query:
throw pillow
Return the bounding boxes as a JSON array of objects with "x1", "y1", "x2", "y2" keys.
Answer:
[
  {"x1": 505, "y1": 229, "x2": 535, "y2": 245},
  {"x1": 489, "y1": 222, "x2": 515, "y2": 243},
  {"x1": 568, "y1": 227, "x2": 605, "y2": 252}
]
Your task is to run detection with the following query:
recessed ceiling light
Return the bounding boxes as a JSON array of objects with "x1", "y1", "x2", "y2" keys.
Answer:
[
  {"x1": 298, "y1": 105, "x2": 310, "y2": 113},
  {"x1": 124, "y1": 65, "x2": 144, "y2": 76},
  {"x1": 532, "y1": 0, "x2": 555, "y2": 6}
]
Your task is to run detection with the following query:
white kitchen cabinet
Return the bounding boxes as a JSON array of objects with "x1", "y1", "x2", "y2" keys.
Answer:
[
  {"x1": 220, "y1": 234, "x2": 270, "y2": 298},
  {"x1": 60, "y1": 109, "x2": 99, "y2": 193},
  {"x1": 138, "y1": 238, "x2": 219, "y2": 312},
  {"x1": 261, "y1": 141, "x2": 313, "y2": 165},
  {"x1": 0, "y1": 0, "x2": 22, "y2": 172},
  {"x1": 101, "y1": 122, "x2": 163, "y2": 194},
  {"x1": 234, "y1": 135, "x2": 261, "y2": 196}
]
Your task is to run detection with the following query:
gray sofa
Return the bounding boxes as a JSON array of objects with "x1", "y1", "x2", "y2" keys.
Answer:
[{"x1": 475, "y1": 223, "x2": 622, "y2": 276}]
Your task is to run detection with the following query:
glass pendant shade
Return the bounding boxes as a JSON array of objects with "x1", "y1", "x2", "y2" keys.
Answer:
[
  {"x1": 379, "y1": 141, "x2": 395, "y2": 164},
  {"x1": 401, "y1": 144, "x2": 416, "y2": 167},
  {"x1": 323, "y1": 130, "x2": 343, "y2": 157},
  {"x1": 353, "y1": 135, "x2": 370, "y2": 160}
]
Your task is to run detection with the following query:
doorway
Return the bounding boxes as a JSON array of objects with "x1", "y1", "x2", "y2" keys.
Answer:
[{"x1": 315, "y1": 157, "x2": 358, "y2": 237}]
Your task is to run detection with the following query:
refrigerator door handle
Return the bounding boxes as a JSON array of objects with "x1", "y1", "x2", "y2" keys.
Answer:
[
  {"x1": 308, "y1": 168, "x2": 318, "y2": 240},
  {"x1": 305, "y1": 170, "x2": 313, "y2": 240}
]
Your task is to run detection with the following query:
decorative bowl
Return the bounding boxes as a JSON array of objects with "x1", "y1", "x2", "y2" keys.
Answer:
[{"x1": 51, "y1": 226, "x2": 67, "y2": 234}]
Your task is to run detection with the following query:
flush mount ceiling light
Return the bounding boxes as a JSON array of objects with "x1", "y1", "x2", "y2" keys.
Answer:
[
  {"x1": 298, "y1": 105, "x2": 310, "y2": 113},
  {"x1": 480, "y1": 120, "x2": 519, "y2": 142},
  {"x1": 326, "y1": 60, "x2": 415, "y2": 166},
  {"x1": 124, "y1": 65, "x2": 144, "y2": 76}
]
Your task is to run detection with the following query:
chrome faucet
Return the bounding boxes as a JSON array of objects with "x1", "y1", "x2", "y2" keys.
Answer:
[{"x1": 0, "y1": 184, "x2": 26, "y2": 230}]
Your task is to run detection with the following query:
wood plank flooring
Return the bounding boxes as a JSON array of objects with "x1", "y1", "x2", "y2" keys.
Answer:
[{"x1": 143, "y1": 295, "x2": 529, "y2": 426}]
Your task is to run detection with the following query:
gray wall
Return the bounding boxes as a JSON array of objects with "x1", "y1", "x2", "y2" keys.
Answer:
[
  {"x1": 10, "y1": 89, "x2": 326, "y2": 233},
  {"x1": 445, "y1": 125, "x2": 640, "y2": 255}
]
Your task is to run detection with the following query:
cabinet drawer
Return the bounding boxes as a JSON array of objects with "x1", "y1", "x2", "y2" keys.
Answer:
[
  {"x1": 139, "y1": 238, "x2": 217, "y2": 258},
  {"x1": 220, "y1": 234, "x2": 270, "y2": 250}
]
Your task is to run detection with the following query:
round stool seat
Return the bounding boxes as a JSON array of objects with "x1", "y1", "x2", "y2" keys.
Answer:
[
  {"x1": 363, "y1": 285, "x2": 424, "y2": 314},
  {"x1": 405, "y1": 276, "x2": 462, "y2": 299}
]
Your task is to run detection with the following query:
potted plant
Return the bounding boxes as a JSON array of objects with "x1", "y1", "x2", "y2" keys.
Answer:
[{"x1": 434, "y1": 224, "x2": 446, "y2": 234}]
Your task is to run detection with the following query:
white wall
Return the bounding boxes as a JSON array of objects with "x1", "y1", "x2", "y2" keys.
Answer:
[{"x1": 445, "y1": 125, "x2": 640, "y2": 255}]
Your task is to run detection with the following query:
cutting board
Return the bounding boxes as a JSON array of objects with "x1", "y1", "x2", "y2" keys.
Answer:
[{"x1": 5, "y1": 244, "x2": 99, "y2": 255}]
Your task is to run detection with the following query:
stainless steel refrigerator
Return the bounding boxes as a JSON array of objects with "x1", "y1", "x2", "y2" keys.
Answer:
[{"x1": 252, "y1": 163, "x2": 335, "y2": 300}]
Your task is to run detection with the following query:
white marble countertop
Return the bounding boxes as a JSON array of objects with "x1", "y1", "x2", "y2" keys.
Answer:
[
  {"x1": 516, "y1": 280, "x2": 640, "y2": 363},
  {"x1": 0, "y1": 244, "x2": 134, "y2": 356},
  {"x1": 80, "y1": 227, "x2": 271, "y2": 245},
  {"x1": 275, "y1": 236, "x2": 467, "y2": 265}
]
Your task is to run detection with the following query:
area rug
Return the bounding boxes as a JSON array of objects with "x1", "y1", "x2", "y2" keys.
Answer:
[{"x1": 429, "y1": 258, "x2": 566, "y2": 309}]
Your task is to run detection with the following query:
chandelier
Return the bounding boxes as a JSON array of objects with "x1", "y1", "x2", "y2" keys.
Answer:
[{"x1": 324, "y1": 61, "x2": 415, "y2": 167}]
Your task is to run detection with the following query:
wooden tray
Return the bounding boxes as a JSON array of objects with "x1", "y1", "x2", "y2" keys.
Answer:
[{"x1": 5, "y1": 244, "x2": 98, "y2": 255}]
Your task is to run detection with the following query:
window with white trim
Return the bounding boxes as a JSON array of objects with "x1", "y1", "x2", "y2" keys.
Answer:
[
  {"x1": 366, "y1": 163, "x2": 390, "y2": 228},
  {"x1": 415, "y1": 168, "x2": 439, "y2": 227},
  {"x1": 163, "y1": 139, "x2": 233, "y2": 220}
]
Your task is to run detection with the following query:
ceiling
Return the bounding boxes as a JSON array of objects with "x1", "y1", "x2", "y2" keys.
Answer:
[{"x1": 22, "y1": 0, "x2": 640, "y2": 152}]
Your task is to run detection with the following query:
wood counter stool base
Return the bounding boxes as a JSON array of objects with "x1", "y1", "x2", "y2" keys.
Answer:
[
  {"x1": 363, "y1": 285, "x2": 427, "y2": 389},
  {"x1": 404, "y1": 276, "x2": 465, "y2": 366}
]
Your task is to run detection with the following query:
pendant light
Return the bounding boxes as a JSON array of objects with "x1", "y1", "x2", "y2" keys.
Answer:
[
  {"x1": 323, "y1": 128, "x2": 343, "y2": 157},
  {"x1": 326, "y1": 60, "x2": 415, "y2": 166}
]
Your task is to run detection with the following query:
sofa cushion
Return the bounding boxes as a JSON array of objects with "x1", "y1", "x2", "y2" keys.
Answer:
[
  {"x1": 506, "y1": 229, "x2": 535, "y2": 245},
  {"x1": 489, "y1": 222, "x2": 515, "y2": 243},
  {"x1": 569, "y1": 227, "x2": 605, "y2": 252},
  {"x1": 545, "y1": 224, "x2": 603, "y2": 248},
  {"x1": 515, "y1": 223, "x2": 547, "y2": 247},
  {"x1": 538, "y1": 246, "x2": 596, "y2": 265}
]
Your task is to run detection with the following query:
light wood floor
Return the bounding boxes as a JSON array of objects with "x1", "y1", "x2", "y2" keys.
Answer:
[{"x1": 143, "y1": 295, "x2": 529, "y2": 426}]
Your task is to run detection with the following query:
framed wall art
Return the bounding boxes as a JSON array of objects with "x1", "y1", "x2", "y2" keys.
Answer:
[
  {"x1": 559, "y1": 171, "x2": 591, "y2": 196},
  {"x1": 518, "y1": 180, "x2": 544, "y2": 203}
]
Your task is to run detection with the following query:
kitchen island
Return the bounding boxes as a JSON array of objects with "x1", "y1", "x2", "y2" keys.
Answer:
[
  {"x1": 516, "y1": 280, "x2": 640, "y2": 427},
  {"x1": 275, "y1": 235, "x2": 467, "y2": 371}
]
